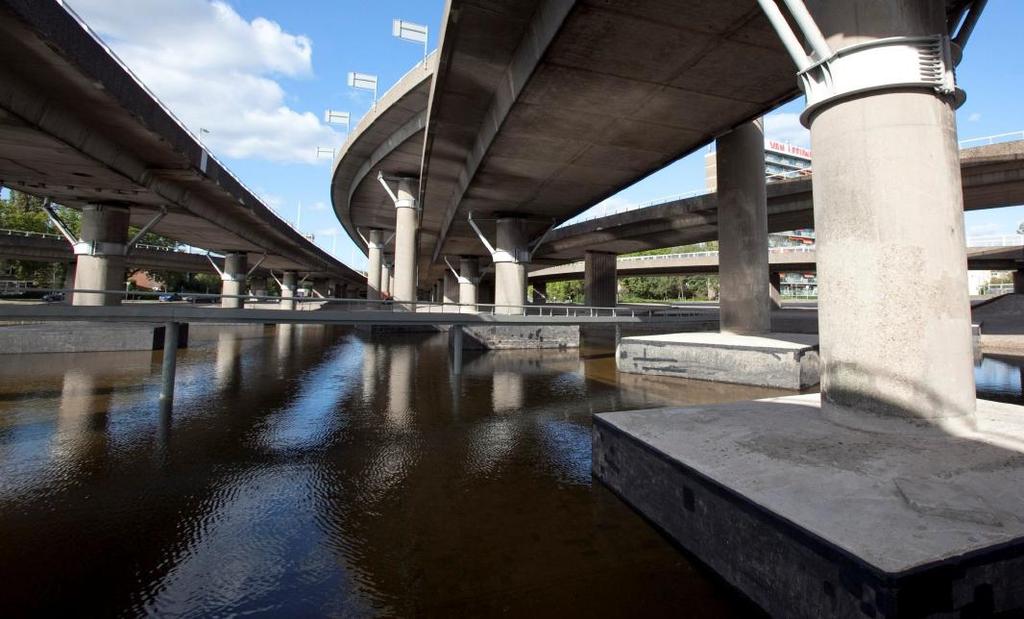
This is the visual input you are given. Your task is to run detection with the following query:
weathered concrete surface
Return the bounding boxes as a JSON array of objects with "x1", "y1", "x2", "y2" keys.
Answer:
[
  {"x1": 717, "y1": 119, "x2": 769, "y2": 335},
  {"x1": 583, "y1": 251, "x2": 616, "y2": 308},
  {"x1": 0, "y1": 321, "x2": 188, "y2": 354},
  {"x1": 617, "y1": 332, "x2": 819, "y2": 389},
  {"x1": 460, "y1": 325, "x2": 580, "y2": 350},
  {"x1": 594, "y1": 394, "x2": 1024, "y2": 618},
  {"x1": 807, "y1": 0, "x2": 976, "y2": 426}
]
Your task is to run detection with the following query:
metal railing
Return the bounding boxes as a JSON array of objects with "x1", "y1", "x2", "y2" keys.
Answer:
[
  {"x1": 958, "y1": 131, "x2": 1024, "y2": 148},
  {"x1": 0, "y1": 228, "x2": 211, "y2": 255},
  {"x1": 966, "y1": 234, "x2": 1024, "y2": 247},
  {"x1": 9, "y1": 286, "x2": 705, "y2": 319}
]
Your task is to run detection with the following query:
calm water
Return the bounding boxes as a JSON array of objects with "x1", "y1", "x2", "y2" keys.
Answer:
[
  {"x1": 0, "y1": 324, "x2": 787, "y2": 617},
  {"x1": 975, "y1": 353, "x2": 1024, "y2": 403}
]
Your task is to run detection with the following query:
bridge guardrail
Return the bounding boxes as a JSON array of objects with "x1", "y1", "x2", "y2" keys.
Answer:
[{"x1": 4, "y1": 286, "x2": 704, "y2": 319}]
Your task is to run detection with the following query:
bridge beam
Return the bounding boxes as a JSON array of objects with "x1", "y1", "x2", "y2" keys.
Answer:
[
  {"x1": 717, "y1": 119, "x2": 770, "y2": 335},
  {"x1": 584, "y1": 250, "x2": 617, "y2": 308},
  {"x1": 73, "y1": 204, "x2": 130, "y2": 306},
  {"x1": 220, "y1": 252, "x2": 247, "y2": 309},
  {"x1": 366, "y1": 228, "x2": 383, "y2": 301}
]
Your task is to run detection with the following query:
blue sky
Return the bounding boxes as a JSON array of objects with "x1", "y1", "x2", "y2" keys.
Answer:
[{"x1": 68, "y1": 1, "x2": 1024, "y2": 270}]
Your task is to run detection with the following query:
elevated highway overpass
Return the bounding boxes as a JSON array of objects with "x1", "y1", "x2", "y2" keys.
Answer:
[
  {"x1": 333, "y1": 0, "x2": 1014, "y2": 308},
  {"x1": 0, "y1": 0, "x2": 366, "y2": 305},
  {"x1": 534, "y1": 140, "x2": 1024, "y2": 262},
  {"x1": 528, "y1": 242, "x2": 1024, "y2": 285},
  {"x1": 0, "y1": 229, "x2": 223, "y2": 275}
]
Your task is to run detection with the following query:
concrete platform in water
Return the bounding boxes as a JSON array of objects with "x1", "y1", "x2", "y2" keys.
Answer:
[
  {"x1": 616, "y1": 332, "x2": 819, "y2": 389},
  {"x1": 593, "y1": 394, "x2": 1024, "y2": 618}
]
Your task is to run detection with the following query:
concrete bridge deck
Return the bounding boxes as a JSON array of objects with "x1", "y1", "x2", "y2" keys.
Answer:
[
  {"x1": 0, "y1": 229, "x2": 224, "y2": 274},
  {"x1": 0, "y1": 1, "x2": 363, "y2": 288}
]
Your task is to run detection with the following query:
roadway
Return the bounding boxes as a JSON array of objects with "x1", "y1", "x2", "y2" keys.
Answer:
[{"x1": 0, "y1": 1, "x2": 365, "y2": 290}]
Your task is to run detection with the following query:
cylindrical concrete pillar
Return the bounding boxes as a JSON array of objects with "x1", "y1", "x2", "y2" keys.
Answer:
[
  {"x1": 494, "y1": 217, "x2": 529, "y2": 314},
  {"x1": 393, "y1": 179, "x2": 419, "y2": 307},
  {"x1": 250, "y1": 276, "x2": 268, "y2": 302},
  {"x1": 443, "y1": 270, "x2": 459, "y2": 310},
  {"x1": 769, "y1": 271, "x2": 782, "y2": 310},
  {"x1": 585, "y1": 250, "x2": 618, "y2": 308},
  {"x1": 73, "y1": 204, "x2": 130, "y2": 306},
  {"x1": 63, "y1": 261, "x2": 76, "y2": 304},
  {"x1": 806, "y1": 0, "x2": 975, "y2": 426},
  {"x1": 220, "y1": 252, "x2": 247, "y2": 308},
  {"x1": 366, "y1": 228, "x2": 383, "y2": 301},
  {"x1": 381, "y1": 260, "x2": 392, "y2": 298},
  {"x1": 459, "y1": 256, "x2": 479, "y2": 312},
  {"x1": 717, "y1": 119, "x2": 770, "y2": 335},
  {"x1": 280, "y1": 271, "x2": 297, "y2": 310}
]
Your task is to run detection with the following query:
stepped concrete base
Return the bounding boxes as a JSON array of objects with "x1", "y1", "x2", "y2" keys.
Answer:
[
  {"x1": 593, "y1": 394, "x2": 1024, "y2": 619},
  {"x1": 0, "y1": 321, "x2": 188, "y2": 354},
  {"x1": 461, "y1": 325, "x2": 579, "y2": 350},
  {"x1": 617, "y1": 332, "x2": 819, "y2": 389}
]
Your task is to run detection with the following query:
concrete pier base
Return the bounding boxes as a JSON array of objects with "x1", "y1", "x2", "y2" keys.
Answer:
[
  {"x1": 460, "y1": 325, "x2": 580, "y2": 350},
  {"x1": 593, "y1": 394, "x2": 1024, "y2": 618},
  {"x1": 616, "y1": 332, "x2": 819, "y2": 389}
]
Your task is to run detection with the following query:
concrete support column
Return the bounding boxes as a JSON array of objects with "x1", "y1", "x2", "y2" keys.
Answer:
[
  {"x1": 220, "y1": 252, "x2": 247, "y2": 308},
  {"x1": 584, "y1": 250, "x2": 618, "y2": 308},
  {"x1": 73, "y1": 204, "x2": 130, "y2": 306},
  {"x1": 250, "y1": 276, "x2": 268, "y2": 301},
  {"x1": 494, "y1": 217, "x2": 529, "y2": 314},
  {"x1": 443, "y1": 270, "x2": 459, "y2": 310},
  {"x1": 393, "y1": 179, "x2": 418, "y2": 306},
  {"x1": 1014, "y1": 269, "x2": 1024, "y2": 294},
  {"x1": 459, "y1": 256, "x2": 479, "y2": 312},
  {"x1": 366, "y1": 228, "x2": 383, "y2": 301},
  {"x1": 280, "y1": 271, "x2": 297, "y2": 310},
  {"x1": 716, "y1": 119, "x2": 770, "y2": 335},
  {"x1": 807, "y1": 0, "x2": 975, "y2": 426},
  {"x1": 381, "y1": 259, "x2": 392, "y2": 298},
  {"x1": 769, "y1": 271, "x2": 782, "y2": 310},
  {"x1": 63, "y1": 262, "x2": 76, "y2": 304}
]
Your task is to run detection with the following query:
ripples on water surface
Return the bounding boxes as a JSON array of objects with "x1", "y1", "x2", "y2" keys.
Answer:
[{"x1": 0, "y1": 324, "x2": 805, "y2": 616}]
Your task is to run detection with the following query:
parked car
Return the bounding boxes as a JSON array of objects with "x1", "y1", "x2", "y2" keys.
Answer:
[
  {"x1": 158, "y1": 293, "x2": 182, "y2": 302},
  {"x1": 42, "y1": 291, "x2": 64, "y2": 303}
]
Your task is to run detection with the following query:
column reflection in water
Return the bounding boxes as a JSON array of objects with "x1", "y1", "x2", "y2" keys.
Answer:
[
  {"x1": 361, "y1": 338, "x2": 380, "y2": 405},
  {"x1": 387, "y1": 344, "x2": 414, "y2": 429},
  {"x1": 491, "y1": 370, "x2": 524, "y2": 414},
  {"x1": 276, "y1": 324, "x2": 296, "y2": 378},
  {"x1": 53, "y1": 367, "x2": 113, "y2": 464},
  {"x1": 215, "y1": 330, "x2": 243, "y2": 392}
]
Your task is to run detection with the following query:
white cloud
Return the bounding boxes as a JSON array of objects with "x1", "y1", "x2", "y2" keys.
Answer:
[
  {"x1": 764, "y1": 112, "x2": 810, "y2": 148},
  {"x1": 315, "y1": 227, "x2": 341, "y2": 237},
  {"x1": 309, "y1": 201, "x2": 329, "y2": 212},
  {"x1": 67, "y1": 0, "x2": 340, "y2": 164},
  {"x1": 968, "y1": 112, "x2": 983, "y2": 122},
  {"x1": 967, "y1": 223, "x2": 1000, "y2": 236}
]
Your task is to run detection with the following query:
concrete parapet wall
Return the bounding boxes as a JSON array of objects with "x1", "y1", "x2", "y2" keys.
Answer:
[
  {"x1": 0, "y1": 321, "x2": 188, "y2": 354},
  {"x1": 460, "y1": 325, "x2": 580, "y2": 350}
]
